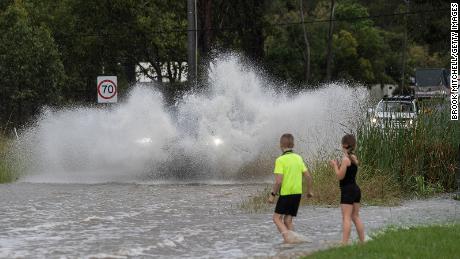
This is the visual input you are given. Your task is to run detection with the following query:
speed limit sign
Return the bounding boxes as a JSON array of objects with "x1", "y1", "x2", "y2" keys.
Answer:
[{"x1": 97, "y1": 76, "x2": 117, "y2": 103}]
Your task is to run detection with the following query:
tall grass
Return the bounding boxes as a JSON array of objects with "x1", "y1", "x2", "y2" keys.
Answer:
[
  {"x1": 0, "y1": 135, "x2": 16, "y2": 183},
  {"x1": 240, "y1": 99, "x2": 459, "y2": 211},
  {"x1": 240, "y1": 161, "x2": 401, "y2": 213},
  {"x1": 358, "y1": 99, "x2": 459, "y2": 196},
  {"x1": 304, "y1": 161, "x2": 401, "y2": 206}
]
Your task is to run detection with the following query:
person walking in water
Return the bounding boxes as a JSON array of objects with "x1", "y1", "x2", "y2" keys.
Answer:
[
  {"x1": 329, "y1": 134, "x2": 365, "y2": 245},
  {"x1": 268, "y1": 133, "x2": 313, "y2": 243}
]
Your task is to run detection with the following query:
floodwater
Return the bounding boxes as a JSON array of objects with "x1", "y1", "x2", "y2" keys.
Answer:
[{"x1": 0, "y1": 183, "x2": 458, "y2": 258}]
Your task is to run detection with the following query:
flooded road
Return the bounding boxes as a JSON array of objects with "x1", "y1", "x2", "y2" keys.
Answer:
[{"x1": 0, "y1": 183, "x2": 458, "y2": 258}]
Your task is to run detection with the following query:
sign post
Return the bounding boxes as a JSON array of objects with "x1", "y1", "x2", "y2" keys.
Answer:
[{"x1": 97, "y1": 76, "x2": 118, "y2": 103}]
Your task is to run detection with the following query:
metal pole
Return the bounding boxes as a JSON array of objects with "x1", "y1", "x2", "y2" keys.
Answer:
[{"x1": 187, "y1": 0, "x2": 197, "y2": 85}]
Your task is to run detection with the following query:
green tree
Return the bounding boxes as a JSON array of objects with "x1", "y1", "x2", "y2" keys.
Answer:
[
  {"x1": 263, "y1": 1, "x2": 306, "y2": 84},
  {"x1": 332, "y1": 30, "x2": 359, "y2": 81},
  {"x1": 212, "y1": 0, "x2": 267, "y2": 61},
  {"x1": 332, "y1": 1, "x2": 395, "y2": 84},
  {"x1": 263, "y1": 0, "x2": 328, "y2": 85},
  {"x1": 23, "y1": 0, "x2": 188, "y2": 103},
  {"x1": 0, "y1": 1, "x2": 65, "y2": 126}
]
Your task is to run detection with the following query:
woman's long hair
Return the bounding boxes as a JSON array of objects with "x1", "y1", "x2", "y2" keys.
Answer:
[{"x1": 341, "y1": 134, "x2": 358, "y2": 165}]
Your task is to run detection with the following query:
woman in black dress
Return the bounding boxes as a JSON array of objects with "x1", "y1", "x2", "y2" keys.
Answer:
[{"x1": 330, "y1": 134, "x2": 365, "y2": 245}]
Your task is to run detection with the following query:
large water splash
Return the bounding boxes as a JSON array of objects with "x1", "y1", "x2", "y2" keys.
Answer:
[{"x1": 15, "y1": 55, "x2": 368, "y2": 183}]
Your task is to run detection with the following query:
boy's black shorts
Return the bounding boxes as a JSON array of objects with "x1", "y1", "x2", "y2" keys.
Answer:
[{"x1": 275, "y1": 194, "x2": 302, "y2": 216}]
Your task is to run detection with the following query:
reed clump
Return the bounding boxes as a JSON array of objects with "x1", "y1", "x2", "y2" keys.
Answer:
[{"x1": 358, "y1": 100, "x2": 459, "y2": 197}]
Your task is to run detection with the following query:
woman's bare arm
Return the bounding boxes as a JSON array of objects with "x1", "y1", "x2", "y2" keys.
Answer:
[{"x1": 331, "y1": 157, "x2": 350, "y2": 180}]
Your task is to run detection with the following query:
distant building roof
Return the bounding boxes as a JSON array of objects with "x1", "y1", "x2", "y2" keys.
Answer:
[{"x1": 415, "y1": 68, "x2": 449, "y2": 88}]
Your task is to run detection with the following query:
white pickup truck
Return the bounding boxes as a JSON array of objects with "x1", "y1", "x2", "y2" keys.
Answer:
[{"x1": 368, "y1": 95, "x2": 418, "y2": 129}]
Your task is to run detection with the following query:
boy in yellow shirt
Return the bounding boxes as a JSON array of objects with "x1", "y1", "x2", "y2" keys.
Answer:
[{"x1": 268, "y1": 133, "x2": 313, "y2": 243}]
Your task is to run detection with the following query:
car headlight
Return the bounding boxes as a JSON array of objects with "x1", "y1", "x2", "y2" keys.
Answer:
[
  {"x1": 213, "y1": 137, "x2": 223, "y2": 146},
  {"x1": 135, "y1": 137, "x2": 152, "y2": 145}
]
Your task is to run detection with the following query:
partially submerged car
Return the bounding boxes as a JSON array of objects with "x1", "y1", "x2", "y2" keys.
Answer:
[{"x1": 368, "y1": 95, "x2": 418, "y2": 129}]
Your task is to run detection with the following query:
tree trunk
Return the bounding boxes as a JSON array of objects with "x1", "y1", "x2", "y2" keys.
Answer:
[
  {"x1": 299, "y1": 0, "x2": 310, "y2": 84},
  {"x1": 187, "y1": 0, "x2": 197, "y2": 84},
  {"x1": 123, "y1": 60, "x2": 136, "y2": 85},
  {"x1": 166, "y1": 61, "x2": 175, "y2": 83},
  {"x1": 199, "y1": 0, "x2": 212, "y2": 56},
  {"x1": 326, "y1": 0, "x2": 335, "y2": 82},
  {"x1": 242, "y1": 0, "x2": 264, "y2": 61}
]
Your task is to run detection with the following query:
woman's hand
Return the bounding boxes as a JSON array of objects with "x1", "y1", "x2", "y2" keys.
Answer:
[{"x1": 329, "y1": 159, "x2": 337, "y2": 168}]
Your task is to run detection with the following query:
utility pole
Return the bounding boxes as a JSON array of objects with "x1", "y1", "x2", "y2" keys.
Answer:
[
  {"x1": 401, "y1": 0, "x2": 410, "y2": 93},
  {"x1": 326, "y1": 0, "x2": 335, "y2": 82},
  {"x1": 187, "y1": 0, "x2": 197, "y2": 85}
]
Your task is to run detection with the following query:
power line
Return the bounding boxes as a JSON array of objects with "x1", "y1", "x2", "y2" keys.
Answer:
[
  {"x1": 264, "y1": 8, "x2": 447, "y2": 29},
  {"x1": 51, "y1": 8, "x2": 447, "y2": 38}
]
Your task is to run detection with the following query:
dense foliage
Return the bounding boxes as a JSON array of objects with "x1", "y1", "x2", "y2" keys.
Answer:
[{"x1": 0, "y1": 0, "x2": 450, "y2": 127}]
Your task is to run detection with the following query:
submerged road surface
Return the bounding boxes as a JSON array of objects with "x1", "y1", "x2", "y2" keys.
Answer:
[{"x1": 0, "y1": 183, "x2": 458, "y2": 258}]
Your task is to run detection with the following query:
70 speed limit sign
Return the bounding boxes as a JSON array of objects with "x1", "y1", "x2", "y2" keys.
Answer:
[{"x1": 97, "y1": 76, "x2": 117, "y2": 103}]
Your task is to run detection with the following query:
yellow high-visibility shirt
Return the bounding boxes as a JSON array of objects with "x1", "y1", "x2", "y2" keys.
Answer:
[{"x1": 274, "y1": 151, "x2": 307, "y2": 196}]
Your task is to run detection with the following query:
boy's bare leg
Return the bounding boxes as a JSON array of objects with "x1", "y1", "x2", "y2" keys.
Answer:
[
  {"x1": 283, "y1": 215, "x2": 294, "y2": 231},
  {"x1": 273, "y1": 213, "x2": 290, "y2": 241},
  {"x1": 352, "y1": 203, "x2": 365, "y2": 243}
]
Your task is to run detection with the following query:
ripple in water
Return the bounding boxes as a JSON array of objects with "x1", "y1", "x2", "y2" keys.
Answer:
[{"x1": 13, "y1": 54, "x2": 369, "y2": 183}]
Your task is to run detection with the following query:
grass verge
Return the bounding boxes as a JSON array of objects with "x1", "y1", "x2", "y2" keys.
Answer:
[{"x1": 306, "y1": 224, "x2": 460, "y2": 259}]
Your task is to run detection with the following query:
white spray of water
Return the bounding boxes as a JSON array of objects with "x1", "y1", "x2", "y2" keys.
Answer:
[
  {"x1": 17, "y1": 89, "x2": 177, "y2": 182},
  {"x1": 15, "y1": 55, "x2": 368, "y2": 183}
]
